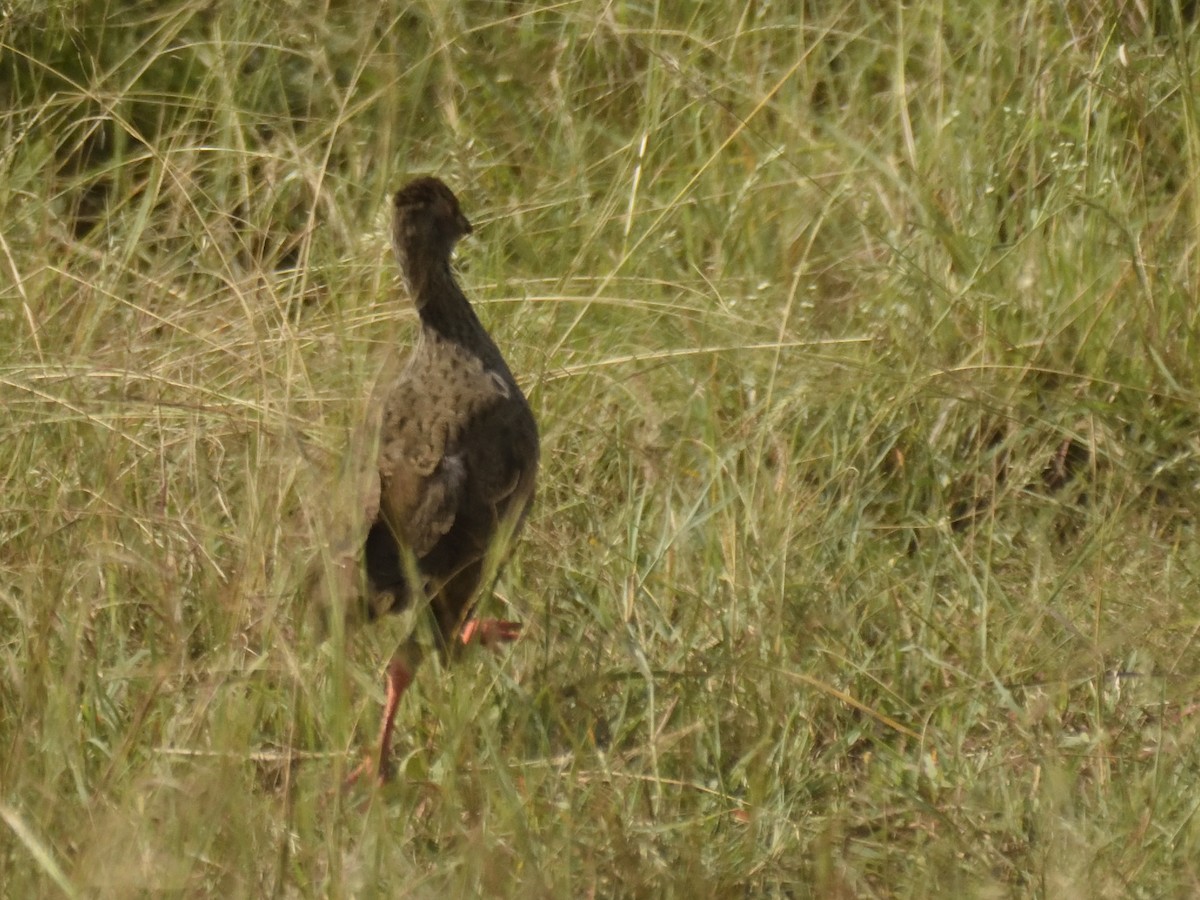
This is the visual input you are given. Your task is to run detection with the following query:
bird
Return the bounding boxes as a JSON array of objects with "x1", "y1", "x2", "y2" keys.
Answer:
[{"x1": 305, "y1": 176, "x2": 539, "y2": 785}]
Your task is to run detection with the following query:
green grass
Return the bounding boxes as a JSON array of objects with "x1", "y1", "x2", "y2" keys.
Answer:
[{"x1": 4, "y1": 1, "x2": 1200, "y2": 895}]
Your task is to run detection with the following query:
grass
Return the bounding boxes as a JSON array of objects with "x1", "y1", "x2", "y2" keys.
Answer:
[{"x1": 4, "y1": 0, "x2": 1200, "y2": 895}]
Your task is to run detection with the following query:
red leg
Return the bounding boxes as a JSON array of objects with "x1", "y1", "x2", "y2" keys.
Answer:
[
  {"x1": 459, "y1": 617, "x2": 522, "y2": 647},
  {"x1": 342, "y1": 619, "x2": 518, "y2": 789},
  {"x1": 345, "y1": 653, "x2": 416, "y2": 788}
]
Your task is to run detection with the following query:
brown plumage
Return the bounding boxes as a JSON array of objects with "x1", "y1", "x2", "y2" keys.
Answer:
[{"x1": 307, "y1": 177, "x2": 539, "y2": 784}]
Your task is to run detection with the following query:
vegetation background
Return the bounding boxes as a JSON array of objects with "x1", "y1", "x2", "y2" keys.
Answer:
[{"x1": 3, "y1": 1, "x2": 1200, "y2": 896}]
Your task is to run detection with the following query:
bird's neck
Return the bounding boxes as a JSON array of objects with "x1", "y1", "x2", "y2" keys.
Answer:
[{"x1": 400, "y1": 251, "x2": 505, "y2": 367}]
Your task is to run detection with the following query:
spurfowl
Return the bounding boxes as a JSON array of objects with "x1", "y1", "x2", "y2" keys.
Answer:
[{"x1": 307, "y1": 177, "x2": 539, "y2": 785}]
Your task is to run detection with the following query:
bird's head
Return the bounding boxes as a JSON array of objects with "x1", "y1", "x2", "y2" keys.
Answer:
[{"x1": 391, "y1": 176, "x2": 473, "y2": 273}]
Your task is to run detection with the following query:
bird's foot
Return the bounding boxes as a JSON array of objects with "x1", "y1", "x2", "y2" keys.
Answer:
[
  {"x1": 343, "y1": 752, "x2": 392, "y2": 790},
  {"x1": 459, "y1": 618, "x2": 522, "y2": 648}
]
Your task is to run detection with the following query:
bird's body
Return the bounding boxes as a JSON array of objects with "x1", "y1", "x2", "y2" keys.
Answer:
[{"x1": 308, "y1": 176, "x2": 538, "y2": 784}]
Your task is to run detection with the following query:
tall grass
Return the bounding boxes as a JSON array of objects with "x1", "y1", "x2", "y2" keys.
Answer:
[{"x1": 3, "y1": 1, "x2": 1200, "y2": 895}]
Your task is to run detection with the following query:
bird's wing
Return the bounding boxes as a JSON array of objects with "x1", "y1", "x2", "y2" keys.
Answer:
[
  {"x1": 473, "y1": 400, "x2": 540, "y2": 512},
  {"x1": 376, "y1": 362, "x2": 511, "y2": 558}
]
